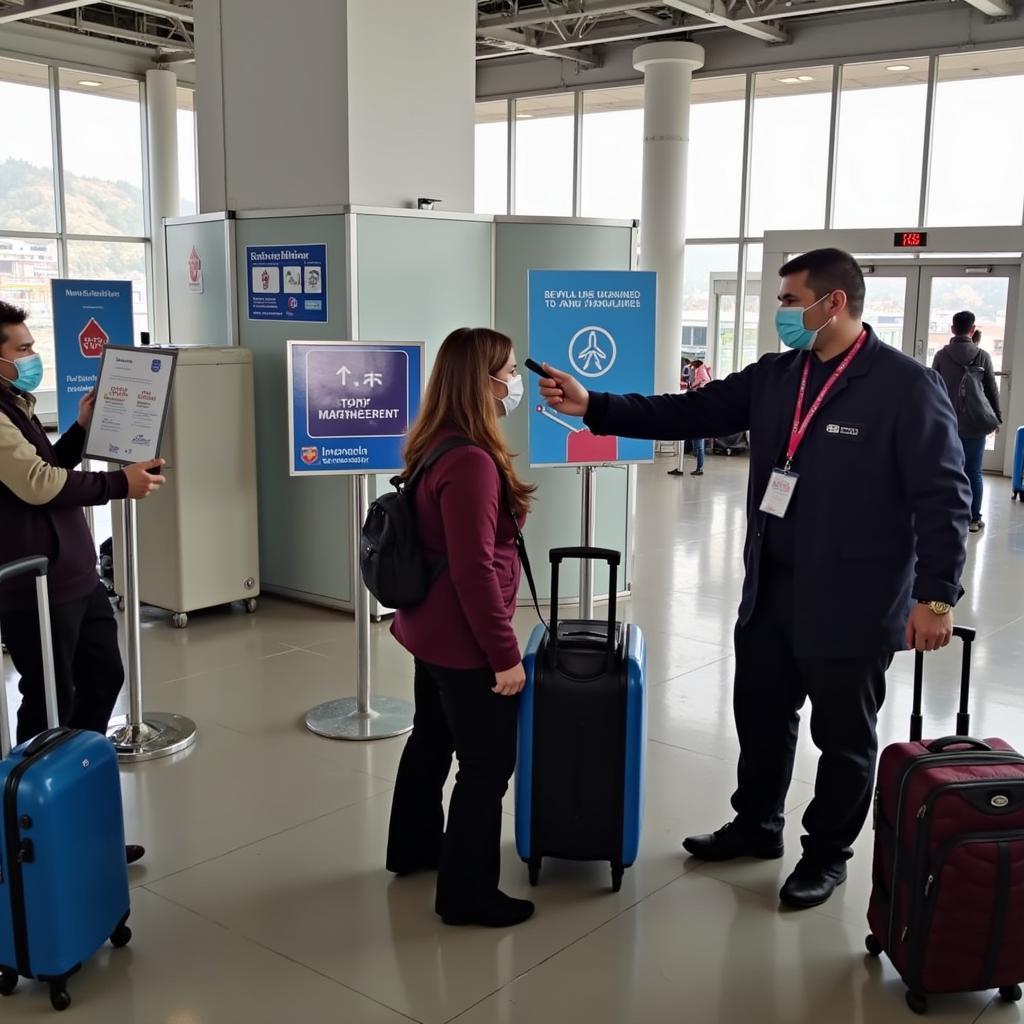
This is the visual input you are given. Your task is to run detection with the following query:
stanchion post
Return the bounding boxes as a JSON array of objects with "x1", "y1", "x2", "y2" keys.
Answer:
[
  {"x1": 579, "y1": 465, "x2": 597, "y2": 620},
  {"x1": 107, "y1": 497, "x2": 197, "y2": 762},
  {"x1": 304, "y1": 474, "x2": 414, "y2": 741}
]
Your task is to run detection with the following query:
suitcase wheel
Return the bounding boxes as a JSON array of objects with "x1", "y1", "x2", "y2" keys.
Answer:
[
  {"x1": 528, "y1": 858, "x2": 541, "y2": 887},
  {"x1": 111, "y1": 923, "x2": 133, "y2": 949},
  {"x1": 1000, "y1": 985, "x2": 1023, "y2": 1004},
  {"x1": 0, "y1": 969, "x2": 17, "y2": 997},
  {"x1": 49, "y1": 984, "x2": 71, "y2": 1013},
  {"x1": 905, "y1": 991, "x2": 928, "y2": 1016},
  {"x1": 864, "y1": 934, "x2": 883, "y2": 958},
  {"x1": 611, "y1": 865, "x2": 624, "y2": 893}
]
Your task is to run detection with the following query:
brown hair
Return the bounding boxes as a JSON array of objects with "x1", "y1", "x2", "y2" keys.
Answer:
[{"x1": 404, "y1": 327, "x2": 536, "y2": 517}]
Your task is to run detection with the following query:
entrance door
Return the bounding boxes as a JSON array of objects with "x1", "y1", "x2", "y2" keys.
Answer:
[
  {"x1": 707, "y1": 274, "x2": 761, "y2": 380},
  {"x1": 860, "y1": 266, "x2": 917, "y2": 356},
  {"x1": 915, "y1": 266, "x2": 1018, "y2": 472}
]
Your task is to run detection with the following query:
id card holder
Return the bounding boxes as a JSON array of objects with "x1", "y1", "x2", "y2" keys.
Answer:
[{"x1": 760, "y1": 469, "x2": 799, "y2": 519}]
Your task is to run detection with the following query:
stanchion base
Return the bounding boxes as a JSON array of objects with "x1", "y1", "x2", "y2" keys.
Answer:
[
  {"x1": 107, "y1": 712, "x2": 198, "y2": 763},
  {"x1": 305, "y1": 697, "x2": 414, "y2": 741}
]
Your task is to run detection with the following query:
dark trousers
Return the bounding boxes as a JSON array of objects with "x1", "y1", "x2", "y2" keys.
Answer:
[
  {"x1": 731, "y1": 566, "x2": 890, "y2": 866},
  {"x1": 387, "y1": 659, "x2": 518, "y2": 914},
  {"x1": 1, "y1": 582, "x2": 125, "y2": 744},
  {"x1": 961, "y1": 435, "x2": 986, "y2": 522}
]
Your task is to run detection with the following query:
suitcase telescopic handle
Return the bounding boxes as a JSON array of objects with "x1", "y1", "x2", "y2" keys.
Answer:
[
  {"x1": 548, "y1": 547, "x2": 620, "y2": 665},
  {"x1": 0, "y1": 556, "x2": 48, "y2": 585},
  {"x1": 910, "y1": 625, "x2": 977, "y2": 742}
]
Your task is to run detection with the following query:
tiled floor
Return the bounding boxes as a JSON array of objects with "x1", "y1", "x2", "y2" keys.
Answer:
[{"x1": 4, "y1": 457, "x2": 1024, "y2": 1023}]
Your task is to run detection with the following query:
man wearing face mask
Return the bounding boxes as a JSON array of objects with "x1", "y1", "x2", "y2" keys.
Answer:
[
  {"x1": 0, "y1": 303, "x2": 163, "y2": 862},
  {"x1": 539, "y1": 248, "x2": 970, "y2": 910}
]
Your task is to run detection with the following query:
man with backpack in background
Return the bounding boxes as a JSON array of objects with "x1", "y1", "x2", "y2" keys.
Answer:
[{"x1": 933, "y1": 311, "x2": 1002, "y2": 533}]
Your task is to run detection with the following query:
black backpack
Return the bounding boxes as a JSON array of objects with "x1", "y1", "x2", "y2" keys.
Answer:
[
  {"x1": 360, "y1": 438, "x2": 541, "y2": 614},
  {"x1": 957, "y1": 352, "x2": 1001, "y2": 437}
]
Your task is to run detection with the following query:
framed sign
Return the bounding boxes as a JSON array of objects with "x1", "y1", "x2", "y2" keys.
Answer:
[
  {"x1": 84, "y1": 345, "x2": 177, "y2": 466},
  {"x1": 287, "y1": 340, "x2": 424, "y2": 476}
]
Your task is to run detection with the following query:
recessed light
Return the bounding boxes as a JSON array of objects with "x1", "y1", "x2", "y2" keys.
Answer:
[
  {"x1": 886, "y1": 64, "x2": 912, "y2": 72},
  {"x1": 777, "y1": 77, "x2": 802, "y2": 84},
  {"x1": 797, "y1": 75, "x2": 814, "y2": 82},
  {"x1": 516, "y1": 113, "x2": 535, "y2": 120},
  {"x1": 78, "y1": 80, "x2": 102, "y2": 87}
]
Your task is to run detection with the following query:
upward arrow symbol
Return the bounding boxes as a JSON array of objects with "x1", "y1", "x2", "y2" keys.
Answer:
[{"x1": 336, "y1": 365, "x2": 351, "y2": 384}]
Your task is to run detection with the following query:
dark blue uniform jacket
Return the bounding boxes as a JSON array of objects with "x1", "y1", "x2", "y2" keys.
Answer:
[{"x1": 584, "y1": 327, "x2": 972, "y2": 659}]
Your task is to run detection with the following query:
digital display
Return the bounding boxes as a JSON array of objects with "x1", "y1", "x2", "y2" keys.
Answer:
[{"x1": 894, "y1": 231, "x2": 927, "y2": 248}]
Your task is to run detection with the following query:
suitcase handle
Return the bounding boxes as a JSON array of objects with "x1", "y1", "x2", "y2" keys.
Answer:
[
  {"x1": 548, "y1": 548, "x2": 619, "y2": 665},
  {"x1": 911, "y1": 625, "x2": 977, "y2": 742},
  {"x1": 0, "y1": 556, "x2": 48, "y2": 585},
  {"x1": 926, "y1": 735, "x2": 992, "y2": 753},
  {"x1": 22, "y1": 727, "x2": 73, "y2": 759}
]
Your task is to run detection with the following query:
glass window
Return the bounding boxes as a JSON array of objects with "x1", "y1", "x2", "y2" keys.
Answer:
[
  {"x1": 66, "y1": 240, "x2": 148, "y2": 341},
  {"x1": 59, "y1": 70, "x2": 145, "y2": 236},
  {"x1": 475, "y1": 100, "x2": 508, "y2": 215},
  {"x1": 686, "y1": 76, "x2": 747, "y2": 239},
  {"x1": 515, "y1": 93, "x2": 574, "y2": 216},
  {"x1": 0, "y1": 237, "x2": 59, "y2": 390},
  {"x1": 581, "y1": 86, "x2": 643, "y2": 220},
  {"x1": 748, "y1": 68, "x2": 833, "y2": 237},
  {"x1": 682, "y1": 244, "x2": 738, "y2": 376},
  {"x1": 833, "y1": 59, "x2": 929, "y2": 229},
  {"x1": 0, "y1": 58, "x2": 57, "y2": 232},
  {"x1": 177, "y1": 87, "x2": 198, "y2": 216},
  {"x1": 929, "y1": 49, "x2": 1024, "y2": 227}
]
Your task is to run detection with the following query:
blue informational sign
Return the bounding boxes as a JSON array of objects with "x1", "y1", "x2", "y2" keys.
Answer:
[
  {"x1": 51, "y1": 279, "x2": 134, "y2": 433},
  {"x1": 528, "y1": 269, "x2": 656, "y2": 468},
  {"x1": 287, "y1": 341, "x2": 424, "y2": 475},
  {"x1": 246, "y1": 243, "x2": 328, "y2": 322}
]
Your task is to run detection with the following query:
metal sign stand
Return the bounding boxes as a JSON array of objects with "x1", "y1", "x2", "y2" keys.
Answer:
[
  {"x1": 579, "y1": 465, "x2": 597, "y2": 619},
  {"x1": 107, "y1": 498, "x2": 197, "y2": 763},
  {"x1": 305, "y1": 474, "x2": 414, "y2": 741}
]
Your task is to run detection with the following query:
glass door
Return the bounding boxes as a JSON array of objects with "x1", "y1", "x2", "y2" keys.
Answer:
[
  {"x1": 859, "y1": 266, "x2": 918, "y2": 358},
  {"x1": 916, "y1": 266, "x2": 1018, "y2": 472},
  {"x1": 708, "y1": 274, "x2": 760, "y2": 380}
]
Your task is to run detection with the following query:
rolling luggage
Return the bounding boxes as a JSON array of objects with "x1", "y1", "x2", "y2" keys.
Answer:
[
  {"x1": 1012, "y1": 425, "x2": 1024, "y2": 501},
  {"x1": 515, "y1": 547, "x2": 647, "y2": 892},
  {"x1": 0, "y1": 557, "x2": 132, "y2": 1013},
  {"x1": 866, "y1": 625, "x2": 1024, "y2": 1015}
]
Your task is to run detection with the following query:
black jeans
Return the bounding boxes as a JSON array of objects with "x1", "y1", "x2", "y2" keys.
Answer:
[
  {"x1": 387, "y1": 659, "x2": 519, "y2": 914},
  {"x1": 731, "y1": 565, "x2": 890, "y2": 867},
  {"x1": 1, "y1": 582, "x2": 125, "y2": 744}
]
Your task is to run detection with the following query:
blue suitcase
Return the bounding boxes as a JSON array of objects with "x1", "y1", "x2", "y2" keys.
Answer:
[
  {"x1": 1013, "y1": 425, "x2": 1024, "y2": 501},
  {"x1": 0, "y1": 557, "x2": 131, "y2": 1012},
  {"x1": 515, "y1": 547, "x2": 647, "y2": 892}
]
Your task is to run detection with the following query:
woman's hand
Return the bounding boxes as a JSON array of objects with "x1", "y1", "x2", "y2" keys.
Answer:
[{"x1": 493, "y1": 662, "x2": 526, "y2": 696}]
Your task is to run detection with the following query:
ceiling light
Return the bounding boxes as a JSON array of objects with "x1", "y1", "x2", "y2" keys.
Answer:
[
  {"x1": 516, "y1": 113, "x2": 535, "y2": 120},
  {"x1": 886, "y1": 65, "x2": 911, "y2": 72},
  {"x1": 777, "y1": 77, "x2": 802, "y2": 84},
  {"x1": 797, "y1": 75, "x2": 814, "y2": 82},
  {"x1": 78, "y1": 80, "x2": 102, "y2": 87}
]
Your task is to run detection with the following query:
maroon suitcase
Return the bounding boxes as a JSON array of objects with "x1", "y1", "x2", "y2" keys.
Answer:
[{"x1": 866, "y1": 626, "x2": 1024, "y2": 1015}]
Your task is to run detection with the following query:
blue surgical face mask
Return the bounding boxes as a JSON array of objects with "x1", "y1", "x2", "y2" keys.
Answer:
[
  {"x1": 1, "y1": 353, "x2": 44, "y2": 393},
  {"x1": 775, "y1": 294, "x2": 832, "y2": 351}
]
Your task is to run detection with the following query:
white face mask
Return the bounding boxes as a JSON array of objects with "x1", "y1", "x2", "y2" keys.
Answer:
[{"x1": 491, "y1": 373, "x2": 524, "y2": 416}]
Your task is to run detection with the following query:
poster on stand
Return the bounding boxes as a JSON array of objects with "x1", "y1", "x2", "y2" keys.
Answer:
[
  {"x1": 246, "y1": 243, "x2": 327, "y2": 322},
  {"x1": 528, "y1": 269, "x2": 656, "y2": 468},
  {"x1": 51, "y1": 279, "x2": 134, "y2": 433},
  {"x1": 287, "y1": 340, "x2": 424, "y2": 476},
  {"x1": 84, "y1": 345, "x2": 177, "y2": 465}
]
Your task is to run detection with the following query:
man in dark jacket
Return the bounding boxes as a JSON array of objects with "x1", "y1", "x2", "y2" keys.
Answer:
[
  {"x1": 0, "y1": 301, "x2": 164, "y2": 862},
  {"x1": 540, "y1": 249, "x2": 971, "y2": 910},
  {"x1": 932, "y1": 311, "x2": 1002, "y2": 533}
]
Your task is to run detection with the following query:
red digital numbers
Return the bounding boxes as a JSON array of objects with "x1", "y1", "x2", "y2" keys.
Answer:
[{"x1": 894, "y1": 231, "x2": 927, "y2": 248}]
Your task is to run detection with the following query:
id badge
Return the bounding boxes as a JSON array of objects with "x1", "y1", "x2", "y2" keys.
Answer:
[{"x1": 760, "y1": 469, "x2": 798, "y2": 519}]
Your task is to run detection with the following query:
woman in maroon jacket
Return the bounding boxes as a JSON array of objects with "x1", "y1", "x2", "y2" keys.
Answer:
[{"x1": 387, "y1": 327, "x2": 535, "y2": 928}]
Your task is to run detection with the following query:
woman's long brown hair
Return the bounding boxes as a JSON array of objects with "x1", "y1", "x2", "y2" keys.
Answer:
[{"x1": 403, "y1": 327, "x2": 536, "y2": 517}]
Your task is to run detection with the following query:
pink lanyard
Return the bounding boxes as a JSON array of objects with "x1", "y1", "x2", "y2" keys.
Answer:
[{"x1": 785, "y1": 330, "x2": 867, "y2": 471}]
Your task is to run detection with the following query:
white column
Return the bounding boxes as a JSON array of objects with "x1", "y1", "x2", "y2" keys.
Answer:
[
  {"x1": 145, "y1": 69, "x2": 180, "y2": 346},
  {"x1": 633, "y1": 42, "x2": 705, "y2": 396}
]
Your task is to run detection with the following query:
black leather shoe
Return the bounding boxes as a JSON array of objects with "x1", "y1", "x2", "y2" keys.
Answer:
[
  {"x1": 438, "y1": 891, "x2": 535, "y2": 928},
  {"x1": 779, "y1": 860, "x2": 847, "y2": 909},
  {"x1": 387, "y1": 856, "x2": 441, "y2": 877},
  {"x1": 125, "y1": 844, "x2": 146, "y2": 865},
  {"x1": 682, "y1": 822, "x2": 784, "y2": 862}
]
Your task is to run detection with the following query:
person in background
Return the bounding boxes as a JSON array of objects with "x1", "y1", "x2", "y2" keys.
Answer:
[
  {"x1": 386, "y1": 327, "x2": 536, "y2": 929},
  {"x1": 689, "y1": 359, "x2": 712, "y2": 477},
  {"x1": 680, "y1": 358, "x2": 693, "y2": 390},
  {"x1": 0, "y1": 300, "x2": 165, "y2": 865},
  {"x1": 539, "y1": 249, "x2": 970, "y2": 911},
  {"x1": 932, "y1": 311, "x2": 1002, "y2": 533}
]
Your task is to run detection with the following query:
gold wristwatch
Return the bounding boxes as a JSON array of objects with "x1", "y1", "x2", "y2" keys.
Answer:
[{"x1": 919, "y1": 600, "x2": 952, "y2": 616}]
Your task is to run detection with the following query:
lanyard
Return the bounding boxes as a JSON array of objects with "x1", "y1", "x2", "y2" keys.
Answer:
[{"x1": 785, "y1": 330, "x2": 867, "y2": 470}]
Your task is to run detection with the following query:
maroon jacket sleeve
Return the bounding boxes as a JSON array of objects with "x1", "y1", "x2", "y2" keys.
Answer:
[
  {"x1": 51, "y1": 421, "x2": 86, "y2": 469},
  {"x1": 435, "y1": 447, "x2": 521, "y2": 673},
  {"x1": 49, "y1": 467, "x2": 130, "y2": 508}
]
